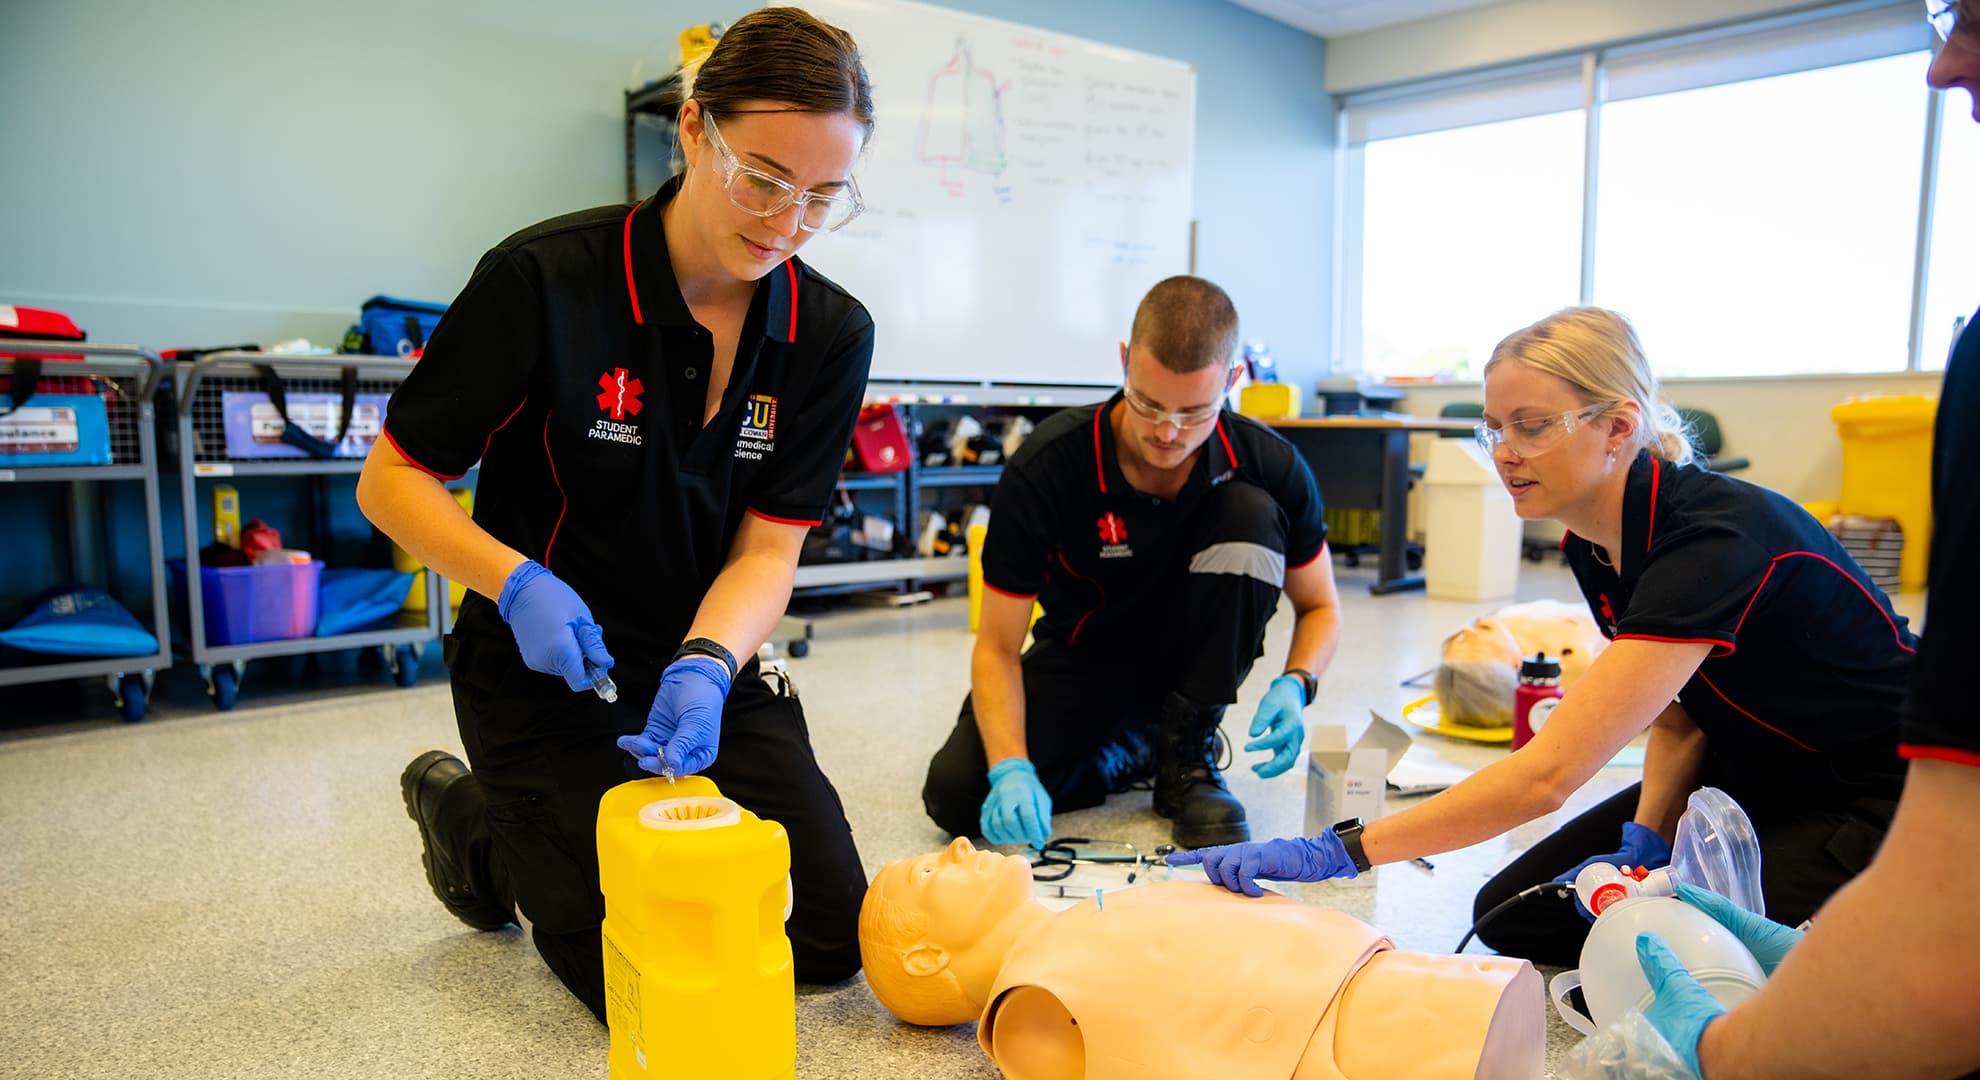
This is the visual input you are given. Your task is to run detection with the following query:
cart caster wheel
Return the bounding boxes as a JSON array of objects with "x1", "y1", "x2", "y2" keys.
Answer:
[
  {"x1": 209, "y1": 665, "x2": 239, "y2": 711},
  {"x1": 390, "y1": 644, "x2": 420, "y2": 687},
  {"x1": 116, "y1": 673, "x2": 149, "y2": 724},
  {"x1": 787, "y1": 639, "x2": 809, "y2": 659},
  {"x1": 1344, "y1": 550, "x2": 1361, "y2": 568},
  {"x1": 1406, "y1": 550, "x2": 1423, "y2": 572}
]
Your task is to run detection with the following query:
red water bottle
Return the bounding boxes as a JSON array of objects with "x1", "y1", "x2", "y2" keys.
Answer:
[{"x1": 1513, "y1": 652, "x2": 1563, "y2": 750}]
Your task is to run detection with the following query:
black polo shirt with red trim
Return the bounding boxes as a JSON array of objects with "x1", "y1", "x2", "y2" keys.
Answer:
[
  {"x1": 382, "y1": 174, "x2": 874, "y2": 674},
  {"x1": 1564, "y1": 451, "x2": 1916, "y2": 809},
  {"x1": 980, "y1": 394, "x2": 1327, "y2": 652},
  {"x1": 1901, "y1": 303, "x2": 1980, "y2": 769}
]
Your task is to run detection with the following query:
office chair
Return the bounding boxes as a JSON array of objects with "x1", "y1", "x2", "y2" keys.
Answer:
[
  {"x1": 1437, "y1": 400, "x2": 1484, "y2": 437},
  {"x1": 1676, "y1": 407, "x2": 1749, "y2": 473}
]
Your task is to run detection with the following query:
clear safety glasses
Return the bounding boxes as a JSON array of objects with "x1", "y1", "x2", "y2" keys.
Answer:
[
  {"x1": 701, "y1": 112, "x2": 864, "y2": 233},
  {"x1": 1474, "y1": 402, "x2": 1614, "y2": 459},
  {"x1": 1122, "y1": 386, "x2": 1221, "y2": 429},
  {"x1": 1929, "y1": 1, "x2": 1979, "y2": 49}
]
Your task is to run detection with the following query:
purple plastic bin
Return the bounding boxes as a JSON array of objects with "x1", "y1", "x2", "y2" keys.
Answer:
[{"x1": 169, "y1": 559, "x2": 322, "y2": 646}]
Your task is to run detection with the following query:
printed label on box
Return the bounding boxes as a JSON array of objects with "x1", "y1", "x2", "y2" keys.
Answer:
[{"x1": 0, "y1": 406, "x2": 81, "y2": 453}]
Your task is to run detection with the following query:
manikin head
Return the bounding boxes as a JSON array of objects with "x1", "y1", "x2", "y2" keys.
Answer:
[
  {"x1": 1481, "y1": 308, "x2": 1690, "y2": 526},
  {"x1": 858, "y1": 837, "x2": 1042, "y2": 1025},
  {"x1": 1115, "y1": 276, "x2": 1241, "y2": 476},
  {"x1": 1436, "y1": 600, "x2": 1605, "y2": 728}
]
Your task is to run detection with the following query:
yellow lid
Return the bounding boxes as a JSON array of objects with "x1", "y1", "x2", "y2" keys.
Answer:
[{"x1": 1401, "y1": 693, "x2": 1513, "y2": 744}]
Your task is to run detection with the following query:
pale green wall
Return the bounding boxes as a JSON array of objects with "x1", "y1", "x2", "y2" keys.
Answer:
[{"x1": 0, "y1": 0, "x2": 1332, "y2": 378}]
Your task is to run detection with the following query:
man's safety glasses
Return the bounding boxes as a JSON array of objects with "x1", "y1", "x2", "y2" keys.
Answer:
[
  {"x1": 1474, "y1": 402, "x2": 1613, "y2": 459},
  {"x1": 1929, "y1": 1, "x2": 1979, "y2": 48},
  {"x1": 702, "y1": 112, "x2": 864, "y2": 233},
  {"x1": 1122, "y1": 386, "x2": 1222, "y2": 429}
]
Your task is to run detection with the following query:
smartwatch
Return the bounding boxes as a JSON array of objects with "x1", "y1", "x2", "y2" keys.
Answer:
[
  {"x1": 1330, "y1": 817, "x2": 1373, "y2": 873},
  {"x1": 1283, "y1": 667, "x2": 1318, "y2": 707},
  {"x1": 671, "y1": 637, "x2": 739, "y2": 682}
]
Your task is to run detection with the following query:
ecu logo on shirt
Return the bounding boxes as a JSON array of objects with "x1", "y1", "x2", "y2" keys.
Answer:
[{"x1": 736, "y1": 394, "x2": 778, "y2": 461}]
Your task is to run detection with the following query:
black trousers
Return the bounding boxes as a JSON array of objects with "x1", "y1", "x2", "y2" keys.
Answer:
[
  {"x1": 922, "y1": 479, "x2": 1289, "y2": 837},
  {"x1": 1472, "y1": 782, "x2": 1897, "y2": 966},
  {"x1": 438, "y1": 628, "x2": 867, "y2": 1021}
]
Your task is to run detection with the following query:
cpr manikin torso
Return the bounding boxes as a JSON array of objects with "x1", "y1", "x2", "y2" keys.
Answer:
[
  {"x1": 1448, "y1": 599, "x2": 1603, "y2": 683},
  {"x1": 1438, "y1": 599, "x2": 1606, "y2": 727},
  {"x1": 858, "y1": 840, "x2": 1543, "y2": 1080}
]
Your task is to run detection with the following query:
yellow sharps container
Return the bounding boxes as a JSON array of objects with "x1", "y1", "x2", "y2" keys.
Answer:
[{"x1": 597, "y1": 776, "x2": 794, "y2": 1079}]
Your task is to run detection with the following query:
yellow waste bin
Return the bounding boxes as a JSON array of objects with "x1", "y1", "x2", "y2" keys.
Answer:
[{"x1": 1831, "y1": 395, "x2": 1936, "y2": 590}]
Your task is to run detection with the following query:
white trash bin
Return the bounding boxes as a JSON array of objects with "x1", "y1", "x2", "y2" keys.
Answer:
[{"x1": 1422, "y1": 439, "x2": 1522, "y2": 601}]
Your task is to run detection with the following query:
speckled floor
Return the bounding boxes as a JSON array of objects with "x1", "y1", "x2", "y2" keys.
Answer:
[{"x1": 0, "y1": 560, "x2": 1927, "y2": 1079}]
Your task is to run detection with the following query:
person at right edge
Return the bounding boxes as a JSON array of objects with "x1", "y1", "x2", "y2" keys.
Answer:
[
  {"x1": 920, "y1": 276, "x2": 1343, "y2": 850},
  {"x1": 1620, "y1": 5, "x2": 1980, "y2": 1077},
  {"x1": 1174, "y1": 303, "x2": 1917, "y2": 966}
]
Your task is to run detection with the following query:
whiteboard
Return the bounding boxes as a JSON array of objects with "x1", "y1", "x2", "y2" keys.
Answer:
[{"x1": 791, "y1": 0, "x2": 1196, "y2": 385}]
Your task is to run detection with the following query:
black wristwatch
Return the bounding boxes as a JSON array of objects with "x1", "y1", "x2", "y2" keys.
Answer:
[
  {"x1": 1283, "y1": 667, "x2": 1318, "y2": 707},
  {"x1": 671, "y1": 637, "x2": 739, "y2": 681},
  {"x1": 1331, "y1": 817, "x2": 1373, "y2": 873}
]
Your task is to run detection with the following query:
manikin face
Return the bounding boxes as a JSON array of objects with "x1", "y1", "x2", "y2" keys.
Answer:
[
  {"x1": 888, "y1": 837, "x2": 1035, "y2": 954},
  {"x1": 675, "y1": 99, "x2": 866, "y2": 283},
  {"x1": 1116, "y1": 342, "x2": 1235, "y2": 476},
  {"x1": 1480, "y1": 361, "x2": 1631, "y2": 522}
]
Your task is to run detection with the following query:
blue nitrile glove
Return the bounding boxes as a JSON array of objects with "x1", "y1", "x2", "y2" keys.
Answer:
[
  {"x1": 1244, "y1": 675, "x2": 1308, "y2": 779},
  {"x1": 617, "y1": 656, "x2": 731, "y2": 778},
  {"x1": 979, "y1": 758, "x2": 1052, "y2": 849},
  {"x1": 1635, "y1": 932, "x2": 1727, "y2": 1078},
  {"x1": 497, "y1": 560, "x2": 614, "y2": 693},
  {"x1": 1675, "y1": 882, "x2": 1804, "y2": 974},
  {"x1": 1166, "y1": 833, "x2": 1357, "y2": 897},
  {"x1": 1556, "y1": 821, "x2": 1674, "y2": 920}
]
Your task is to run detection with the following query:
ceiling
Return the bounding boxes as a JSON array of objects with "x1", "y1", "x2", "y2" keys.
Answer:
[{"x1": 1223, "y1": 0, "x2": 1510, "y2": 39}]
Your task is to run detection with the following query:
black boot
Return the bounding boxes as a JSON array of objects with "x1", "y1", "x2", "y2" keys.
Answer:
[
  {"x1": 400, "y1": 750, "x2": 515, "y2": 931},
  {"x1": 1153, "y1": 692, "x2": 1249, "y2": 849}
]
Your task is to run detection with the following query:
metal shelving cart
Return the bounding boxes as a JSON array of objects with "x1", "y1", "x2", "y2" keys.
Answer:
[
  {"x1": 172, "y1": 351, "x2": 443, "y2": 709},
  {"x1": 0, "y1": 343, "x2": 171, "y2": 721}
]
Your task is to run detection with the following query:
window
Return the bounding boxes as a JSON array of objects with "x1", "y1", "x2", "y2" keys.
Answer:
[
  {"x1": 1358, "y1": 111, "x2": 1584, "y2": 379},
  {"x1": 1336, "y1": 5, "x2": 1954, "y2": 378},
  {"x1": 1922, "y1": 91, "x2": 1980, "y2": 370},
  {"x1": 1593, "y1": 53, "x2": 1930, "y2": 376}
]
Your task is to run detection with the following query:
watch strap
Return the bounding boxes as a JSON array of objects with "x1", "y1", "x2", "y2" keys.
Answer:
[
  {"x1": 672, "y1": 637, "x2": 739, "y2": 681},
  {"x1": 1331, "y1": 817, "x2": 1372, "y2": 873},
  {"x1": 1284, "y1": 667, "x2": 1317, "y2": 707}
]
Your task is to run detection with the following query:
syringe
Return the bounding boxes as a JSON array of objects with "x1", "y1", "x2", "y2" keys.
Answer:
[{"x1": 583, "y1": 659, "x2": 618, "y2": 704}]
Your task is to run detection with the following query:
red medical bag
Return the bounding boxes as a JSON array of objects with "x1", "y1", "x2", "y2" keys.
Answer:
[{"x1": 850, "y1": 403, "x2": 912, "y2": 473}]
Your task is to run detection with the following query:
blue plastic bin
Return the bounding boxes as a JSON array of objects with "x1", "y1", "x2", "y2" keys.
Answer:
[{"x1": 169, "y1": 559, "x2": 322, "y2": 645}]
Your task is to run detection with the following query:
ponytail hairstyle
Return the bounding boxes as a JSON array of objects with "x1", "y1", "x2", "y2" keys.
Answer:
[
  {"x1": 681, "y1": 7, "x2": 874, "y2": 138},
  {"x1": 1484, "y1": 307, "x2": 1693, "y2": 464}
]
